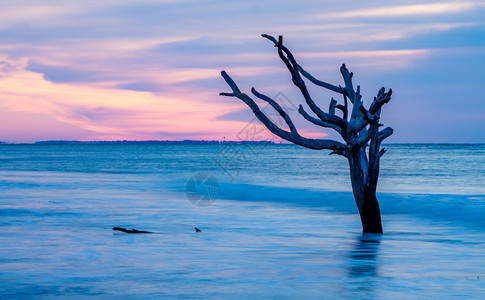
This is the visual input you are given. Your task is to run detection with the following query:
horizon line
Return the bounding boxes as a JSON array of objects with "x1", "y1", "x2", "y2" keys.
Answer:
[{"x1": 1, "y1": 140, "x2": 485, "y2": 146}]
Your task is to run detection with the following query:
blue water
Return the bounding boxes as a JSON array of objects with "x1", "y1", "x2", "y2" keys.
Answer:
[{"x1": 0, "y1": 144, "x2": 484, "y2": 298}]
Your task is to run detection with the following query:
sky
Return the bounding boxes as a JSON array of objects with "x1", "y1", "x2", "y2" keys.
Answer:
[{"x1": 0, "y1": 0, "x2": 484, "y2": 143}]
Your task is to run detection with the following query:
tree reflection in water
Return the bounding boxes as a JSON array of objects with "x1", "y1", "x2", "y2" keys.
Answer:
[{"x1": 349, "y1": 233, "x2": 382, "y2": 278}]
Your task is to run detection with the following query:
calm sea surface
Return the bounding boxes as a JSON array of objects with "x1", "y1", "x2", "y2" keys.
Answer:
[{"x1": 0, "y1": 144, "x2": 484, "y2": 298}]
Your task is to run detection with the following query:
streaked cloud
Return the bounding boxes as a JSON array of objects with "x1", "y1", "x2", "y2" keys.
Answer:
[
  {"x1": 331, "y1": 2, "x2": 485, "y2": 18},
  {"x1": 0, "y1": 56, "x2": 244, "y2": 140},
  {"x1": 0, "y1": 5, "x2": 74, "y2": 29}
]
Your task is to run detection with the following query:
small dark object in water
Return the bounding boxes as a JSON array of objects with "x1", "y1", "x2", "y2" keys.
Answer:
[
  {"x1": 195, "y1": 227, "x2": 201, "y2": 232},
  {"x1": 113, "y1": 227, "x2": 152, "y2": 233}
]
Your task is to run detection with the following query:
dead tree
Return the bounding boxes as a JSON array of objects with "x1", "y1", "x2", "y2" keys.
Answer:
[{"x1": 220, "y1": 35, "x2": 393, "y2": 233}]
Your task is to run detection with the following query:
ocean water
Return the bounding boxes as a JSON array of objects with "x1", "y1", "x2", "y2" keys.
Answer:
[{"x1": 0, "y1": 144, "x2": 484, "y2": 299}]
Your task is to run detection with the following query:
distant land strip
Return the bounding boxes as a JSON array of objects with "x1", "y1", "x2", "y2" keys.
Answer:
[
  {"x1": 0, "y1": 141, "x2": 484, "y2": 145},
  {"x1": 2, "y1": 140, "x2": 277, "y2": 145}
]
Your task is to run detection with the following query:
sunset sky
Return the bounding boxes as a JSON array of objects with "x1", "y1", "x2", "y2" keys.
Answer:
[{"x1": 0, "y1": 0, "x2": 484, "y2": 143}]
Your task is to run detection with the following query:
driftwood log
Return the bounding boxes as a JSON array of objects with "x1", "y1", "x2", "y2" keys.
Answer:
[{"x1": 113, "y1": 227, "x2": 152, "y2": 233}]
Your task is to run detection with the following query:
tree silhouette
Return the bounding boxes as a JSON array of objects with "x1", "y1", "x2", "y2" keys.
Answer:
[{"x1": 220, "y1": 35, "x2": 393, "y2": 233}]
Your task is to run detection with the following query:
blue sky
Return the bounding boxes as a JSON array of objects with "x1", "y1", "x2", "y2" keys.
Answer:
[{"x1": 0, "y1": 0, "x2": 484, "y2": 142}]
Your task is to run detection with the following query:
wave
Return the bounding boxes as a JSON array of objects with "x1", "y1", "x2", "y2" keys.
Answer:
[{"x1": 209, "y1": 182, "x2": 485, "y2": 230}]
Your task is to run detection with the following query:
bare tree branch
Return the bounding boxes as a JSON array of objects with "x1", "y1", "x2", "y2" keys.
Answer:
[
  {"x1": 261, "y1": 33, "x2": 278, "y2": 45},
  {"x1": 377, "y1": 127, "x2": 393, "y2": 142},
  {"x1": 265, "y1": 35, "x2": 346, "y2": 129},
  {"x1": 276, "y1": 35, "x2": 301, "y2": 82},
  {"x1": 298, "y1": 105, "x2": 342, "y2": 135},
  {"x1": 329, "y1": 98, "x2": 337, "y2": 115},
  {"x1": 251, "y1": 87, "x2": 297, "y2": 134},
  {"x1": 340, "y1": 86, "x2": 349, "y2": 121},
  {"x1": 369, "y1": 87, "x2": 392, "y2": 114},
  {"x1": 350, "y1": 85, "x2": 364, "y2": 122},
  {"x1": 297, "y1": 66, "x2": 344, "y2": 94},
  {"x1": 340, "y1": 64, "x2": 356, "y2": 102},
  {"x1": 220, "y1": 71, "x2": 346, "y2": 151},
  {"x1": 262, "y1": 34, "x2": 345, "y2": 95},
  {"x1": 379, "y1": 148, "x2": 387, "y2": 157},
  {"x1": 335, "y1": 104, "x2": 346, "y2": 116}
]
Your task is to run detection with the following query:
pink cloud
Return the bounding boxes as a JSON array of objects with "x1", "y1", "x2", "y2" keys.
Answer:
[{"x1": 0, "y1": 57, "x2": 249, "y2": 142}]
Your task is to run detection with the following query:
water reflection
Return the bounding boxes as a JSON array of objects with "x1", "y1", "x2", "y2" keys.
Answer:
[
  {"x1": 348, "y1": 233, "x2": 381, "y2": 278},
  {"x1": 344, "y1": 233, "x2": 382, "y2": 298}
]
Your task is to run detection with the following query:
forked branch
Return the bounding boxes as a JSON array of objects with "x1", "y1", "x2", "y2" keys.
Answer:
[
  {"x1": 220, "y1": 71, "x2": 346, "y2": 151},
  {"x1": 264, "y1": 35, "x2": 346, "y2": 130}
]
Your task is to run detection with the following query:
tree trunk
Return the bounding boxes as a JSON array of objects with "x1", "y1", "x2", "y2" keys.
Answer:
[
  {"x1": 348, "y1": 149, "x2": 383, "y2": 234},
  {"x1": 361, "y1": 189, "x2": 383, "y2": 234}
]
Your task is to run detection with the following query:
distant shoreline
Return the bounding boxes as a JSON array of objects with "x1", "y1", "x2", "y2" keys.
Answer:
[
  {"x1": 0, "y1": 140, "x2": 484, "y2": 145},
  {"x1": 0, "y1": 140, "x2": 277, "y2": 145}
]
